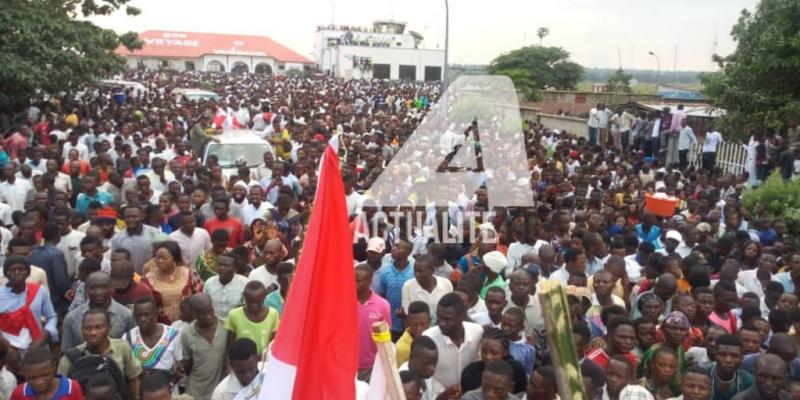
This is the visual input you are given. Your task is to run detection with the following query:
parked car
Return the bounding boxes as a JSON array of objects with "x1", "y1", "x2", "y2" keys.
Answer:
[{"x1": 202, "y1": 130, "x2": 275, "y2": 176}]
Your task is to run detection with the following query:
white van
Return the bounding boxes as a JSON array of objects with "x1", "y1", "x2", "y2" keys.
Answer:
[
  {"x1": 173, "y1": 88, "x2": 220, "y2": 103},
  {"x1": 98, "y1": 79, "x2": 147, "y2": 94},
  {"x1": 202, "y1": 130, "x2": 275, "y2": 176}
]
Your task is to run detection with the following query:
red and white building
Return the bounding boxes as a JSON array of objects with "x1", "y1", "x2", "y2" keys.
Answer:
[{"x1": 116, "y1": 30, "x2": 313, "y2": 74}]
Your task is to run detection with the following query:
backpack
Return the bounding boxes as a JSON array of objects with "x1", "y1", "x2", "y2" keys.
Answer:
[{"x1": 64, "y1": 347, "x2": 131, "y2": 400}]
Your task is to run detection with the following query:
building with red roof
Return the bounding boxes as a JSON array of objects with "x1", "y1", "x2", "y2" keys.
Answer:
[{"x1": 116, "y1": 30, "x2": 313, "y2": 74}]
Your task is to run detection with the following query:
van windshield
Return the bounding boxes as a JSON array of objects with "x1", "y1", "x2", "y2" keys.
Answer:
[{"x1": 206, "y1": 143, "x2": 271, "y2": 168}]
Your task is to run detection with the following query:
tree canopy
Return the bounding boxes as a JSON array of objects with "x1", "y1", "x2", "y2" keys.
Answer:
[
  {"x1": 0, "y1": 0, "x2": 141, "y2": 116},
  {"x1": 700, "y1": 0, "x2": 800, "y2": 138},
  {"x1": 606, "y1": 68, "x2": 633, "y2": 93},
  {"x1": 488, "y1": 46, "x2": 584, "y2": 101}
]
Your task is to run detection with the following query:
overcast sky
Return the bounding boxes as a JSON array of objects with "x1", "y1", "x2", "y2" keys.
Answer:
[{"x1": 89, "y1": 0, "x2": 760, "y2": 71}]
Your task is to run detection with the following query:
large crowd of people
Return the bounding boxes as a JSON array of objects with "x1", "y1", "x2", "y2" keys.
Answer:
[{"x1": 0, "y1": 69, "x2": 799, "y2": 400}]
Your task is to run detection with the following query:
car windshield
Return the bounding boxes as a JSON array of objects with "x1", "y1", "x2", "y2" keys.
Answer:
[{"x1": 206, "y1": 143, "x2": 270, "y2": 168}]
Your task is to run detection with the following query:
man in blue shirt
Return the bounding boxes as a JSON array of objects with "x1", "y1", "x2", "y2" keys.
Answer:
[
  {"x1": 372, "y1": 239, "x2": 414, "y2": 341},
  {"x1": 74, "y1": 173, "x2": 112, "y2": 217},
  {"x1": 29, "y1": 224, "x2": 72, "y2": 316}
]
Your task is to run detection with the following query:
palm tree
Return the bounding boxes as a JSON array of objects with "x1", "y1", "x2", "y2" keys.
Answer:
[{"x1": 536, "y1": 27, "x2": 550, "y2": 46}]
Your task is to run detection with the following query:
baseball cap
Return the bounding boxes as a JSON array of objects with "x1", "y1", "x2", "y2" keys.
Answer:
[
  {"x1": 665, "y1": 230, "x2": 683, "y2": 242},
  {"x1": 367, "y1": 237, "x2": 386, "y2": 253}
]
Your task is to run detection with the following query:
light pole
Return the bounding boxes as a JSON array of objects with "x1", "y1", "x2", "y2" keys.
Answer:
[
  {"x1": 648, "y1": 51, "x2": 661, "y2": 86},
  {"x1": 442, "y1": 0, "x2": 449, "y2": 95}
]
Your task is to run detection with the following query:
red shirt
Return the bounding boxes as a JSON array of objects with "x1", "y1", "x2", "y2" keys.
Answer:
[
  {"x1": 11, "y1": 375, "x2": 83, "y2": 400},
  {"x1": 3, "y1": 133, "x2": 28, "y2": 160},
  {"x1": 112, "y1": 282, "x2": 155, "y2": 308},
  {"x1": 204, "y1": 217, "x2": 245, "y2": 247}
]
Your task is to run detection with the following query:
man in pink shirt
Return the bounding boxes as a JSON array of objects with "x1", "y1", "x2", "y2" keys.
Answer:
[
  {"x1": 3, "y1": 129, "x2": 29, "y2": 160},
  {"x1": 666, "y1": 104, "x2": 686, "y2": 165},
  {"x1": 355, "y1": 263, "x2": 391, "y2": 381}
]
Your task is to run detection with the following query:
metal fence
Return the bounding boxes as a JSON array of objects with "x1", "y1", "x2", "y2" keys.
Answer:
[{"x1": 687, "y1": 141, "x2": 748, "y2": 176}]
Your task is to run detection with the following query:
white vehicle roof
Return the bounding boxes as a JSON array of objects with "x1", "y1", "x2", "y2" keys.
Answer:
[
  {"x1": 98, "y1": 79, "x2": 147, "y2": 92},
  {"x1": 173, "y1": 88, "x2": 218, "y2": 96},
  {"x1": 215, "y1": 130, "x2": 271, "y2": 144}
]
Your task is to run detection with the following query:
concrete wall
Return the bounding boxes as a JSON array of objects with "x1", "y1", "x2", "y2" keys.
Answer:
[
  {"x1": 125, "y1": 57, "x2": 201, "y2": 71},
  {"x1": 537, "y1": 114, "x2": 588, "y2": 139},
  {"x1": 529, "y1": 91, "x2": 665, "y2": 116}
]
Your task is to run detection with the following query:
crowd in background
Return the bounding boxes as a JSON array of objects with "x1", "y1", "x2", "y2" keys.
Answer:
[{"x1": 0, "y1": 70, "x2": 799, "y2": 400}]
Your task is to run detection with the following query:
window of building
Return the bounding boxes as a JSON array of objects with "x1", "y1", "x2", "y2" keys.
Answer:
[
  {"x1": 184, "y1": 61, "x2": 195, "y2": 71},
  {"x1": 424, "y1": 66, "x2": 442, "y2": 82},
  {"x1": 399, "y1": 65, "x2": 416, "y2": 81},
  {"x1": 372, "y1": 64, "x2": 390, "y2": 79},
  {"x1": 206, "y1": 61, "x2": 225, "y2": 72}
]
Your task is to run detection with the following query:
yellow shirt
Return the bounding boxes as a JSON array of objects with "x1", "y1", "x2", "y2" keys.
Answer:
[
  {"x1": 64, "y1": 113, "x2": 79, "y2": 127},
  {"x1": 395, "y1": 330, "x2": 414, "y2": 367}
]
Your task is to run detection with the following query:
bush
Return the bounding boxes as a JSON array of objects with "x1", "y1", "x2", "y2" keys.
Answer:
[{"x1": 741, "y1": 172, "x2": 800, "y2": 238}]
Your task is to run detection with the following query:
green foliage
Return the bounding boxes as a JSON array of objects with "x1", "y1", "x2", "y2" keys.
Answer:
[
  {"x1": 488, "y1": 46, "x2": 584, "y2": 101},
  {"x1": 701, "y1": 0, "x2": 800, "y2": 140},
  {"x1": 741, "y1": 172, "x2": 800, "y2": 238},
  {"x1": 0, "y1": 0, "x2": 141, "y2": 114},
  {"x1": 536, "y1": 27, "x2": 550, "y2": 46},
  {"x1": 606, "y1": 68, "x2": 633, "y2": 93}
]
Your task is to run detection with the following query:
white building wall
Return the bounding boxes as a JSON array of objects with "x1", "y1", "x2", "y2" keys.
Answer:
[
  {"x1": 332, "y1": 46, "x2": 444, "y2": 81},
  {"x1": 124, "y1": 56, "x2": 201, "y2": 71}
]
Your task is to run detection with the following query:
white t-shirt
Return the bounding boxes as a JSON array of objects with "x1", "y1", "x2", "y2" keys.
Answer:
[
  {"x1": 125, "y1": 325, "x2": 183, "y2": 372},
  {"x1": 703, "y1": 131, "x2": 723, "y2": 153},
  {"x1": 0, "y1": 179, "x2": 32, "y2": 212}
]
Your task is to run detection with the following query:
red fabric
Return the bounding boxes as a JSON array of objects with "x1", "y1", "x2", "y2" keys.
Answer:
[
  {"x1": 268, "y1": 144, "x2": 358, "y2": 399},
  {"x1": 204, "y1": 217, "x2": 245, "y2": 247},
  {"x1": 3, "y1": 133, "x2": 28, "y2": 160},
  {"x1": 61, "y1": 160, "x2": 90, "y2": 176},
  {"x1": 586, "y1": 348, "x2": 638, "y2": 371},
  {"x1": 0, "y1": 283, "x2": 43, "y2": 340}
]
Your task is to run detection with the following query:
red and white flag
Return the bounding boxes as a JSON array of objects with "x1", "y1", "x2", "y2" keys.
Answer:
[{"x1": 257, "y1": 139, "x2": 358, "y2": 399}]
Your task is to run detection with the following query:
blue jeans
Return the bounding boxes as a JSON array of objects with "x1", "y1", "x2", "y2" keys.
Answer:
[{"x1": 588, "y1": 127, "x2": 598, "y2": 147}]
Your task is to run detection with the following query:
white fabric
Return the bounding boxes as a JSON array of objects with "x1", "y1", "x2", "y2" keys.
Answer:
[
  {"x1": 169, "y1": 228, "x2": 212, "y2": 270},
  {"x1": 703, "y1": 131, "x2": 723, "y2": 153},
  {"x1": 422, "y1": 322, "x2": 483, "y2": 387}
]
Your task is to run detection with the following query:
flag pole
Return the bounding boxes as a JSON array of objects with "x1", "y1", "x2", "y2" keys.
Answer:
[{"x1": 372, "y1": 321, "x2": 407, "y2": 400}]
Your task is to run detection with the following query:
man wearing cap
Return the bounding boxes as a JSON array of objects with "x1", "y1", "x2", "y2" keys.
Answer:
[
  {"x1": 110, "y1": 260, "x2": 154, "y2": 308},
  {"x1": 657, "y1": 230, "x2": 685, "y2": 258},
  {"x1": 169, "y1": 210, "x2": 211, "y2": 271},
  {"x1": 480, "y1": 251, "x2": 508, "y2": 299}
]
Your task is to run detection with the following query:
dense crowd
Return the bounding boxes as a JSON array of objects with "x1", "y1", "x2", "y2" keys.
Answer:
[{"x1": 0, "y1": 69, "x2": 799, "y2": 400}]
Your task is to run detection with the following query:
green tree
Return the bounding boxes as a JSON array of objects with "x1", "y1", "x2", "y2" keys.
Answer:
[
  {"x1": 0, "y1": 0, "x2": 142, "y2": 117},
  {"x1": 700, "y1": 0, "x2": 800, "y2": 139},
  {"x1": 488, "y1": 46, "x2": 584, "y2": 101},
  {"x1": 606, "y1": 68, "x2": 633, "y2": 93},
  {"x1": 536, "y1": 27, "x2": 550, "y2": 46}
]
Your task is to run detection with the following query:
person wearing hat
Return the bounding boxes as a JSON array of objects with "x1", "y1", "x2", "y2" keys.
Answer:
[
  {"x1": 657, "y1": 230, "x2": 685, "y2": 258},
  {"x1": 110, "y1": 260, "x2": 154, "y2": 309},
  {"x1": 480, "y1": 251, "x2": 508, "y2": 300},
  {"x1": 638, "y1": 311, "x2": 691, "y2": 394}
]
